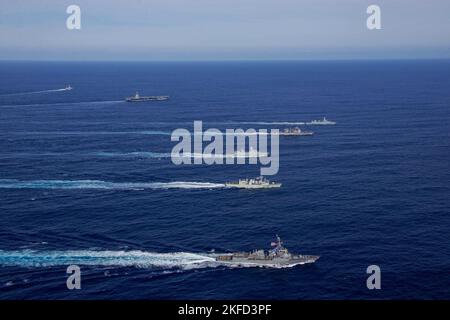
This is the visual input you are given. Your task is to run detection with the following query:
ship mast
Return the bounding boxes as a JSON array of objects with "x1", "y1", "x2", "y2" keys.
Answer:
[
  {"x1": 276, "y1": 234, "x2": 283, "y2": 249},
  {"x1": 270, "y1": 234, "x2": 283, "y2": 255}
]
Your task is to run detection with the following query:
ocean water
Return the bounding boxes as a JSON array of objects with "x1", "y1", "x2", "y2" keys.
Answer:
[{"x1": 0, "y1": 60, "x2": 449, "y2": 299}]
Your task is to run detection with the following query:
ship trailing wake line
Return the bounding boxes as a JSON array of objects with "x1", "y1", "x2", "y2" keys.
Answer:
[
  {"x1": 0, "y1": 241, "x2": 318, "y2": 269},
  {"x1": 0, "y1": 100, "x2": 124, "y2": 109},
  {"x1": 0, "y1": 179, "x2": 225, "y2": 190},
  {"x1": 233, "y1": 118, "x2": 336, "y2": 125},
  {"x1": 0, "y1": 250, "x2": 215, "y2": 269},
  {"x1": 0, "y1": 177, "x2": 284, "y2": 190},
  {"x1": 0, "y1": 86, "x2": 72, "y2": 96}
]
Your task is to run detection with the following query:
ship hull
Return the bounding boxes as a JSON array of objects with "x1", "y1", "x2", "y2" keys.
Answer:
[
  {"x1": 307, "y1": 121, "x2": 335, "y2": 125},
  {"x1": 225, "y1": 183, "x2": 282, "y2": 189},
  {"x1": 125, "y1": 96, "x2": 169, "y2": 102},
  {"x1": 215, "y1": 255, "x2": 319, "y2": 268}
]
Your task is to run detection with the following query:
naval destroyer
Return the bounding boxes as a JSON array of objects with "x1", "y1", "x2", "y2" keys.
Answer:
[
  {"x1": 307, "y1": 117, "x2": 336, "y2": 125},
  {"x1": 225, "y1": 176, "x2": 281, "y2": 189},
  {"x1": 277, "y1": 127, "x2": 314, "y2": 136},
  {"x1": 215, "y1": 235, "x2": 319, "y2": 268}
]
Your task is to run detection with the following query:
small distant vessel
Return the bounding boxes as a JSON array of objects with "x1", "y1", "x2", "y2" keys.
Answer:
[
  {"x1": 125, "y1": 91, "x2": 169, "y2": 102},
  {"x1": 65, "y1": 85, "x2": 73, "y2": 91},
  {"x1": 215, "y1": 235, "x2": 319, "y2": 268},
  {"x1": 308, "y1": 117, "x2": 336, "y2": 125},
  {"x1": 225, "y1": 176, "x2": 281, "y2": 189},
  {"x1": 278, "y1": 127, "x2": 314, "y2": 136}
]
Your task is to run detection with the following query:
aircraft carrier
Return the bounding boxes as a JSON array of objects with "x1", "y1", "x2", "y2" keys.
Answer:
[{"x1": 125, "y1": 92, "x2": 169, "y2": 102}]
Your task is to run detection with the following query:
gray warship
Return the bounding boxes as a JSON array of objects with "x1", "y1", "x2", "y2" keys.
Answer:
[
  {"x1": 307, "y1": 117, "x2": 336, "y2": 125},
  {"x1": 278, "y1": 127, "x2": 314, "y2": 136},
  {"x1": 215, "y1": 235, "x2": 319, "y2": 268},
  {"x1": 225, "y1": 176, "x2": 281, "y2": 189},
  {"x1": 125, "y1": 91, "x2": 169, "y2": 102}
]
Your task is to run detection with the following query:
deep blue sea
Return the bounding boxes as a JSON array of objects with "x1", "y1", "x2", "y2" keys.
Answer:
[{"x1": 0, "y1": 60, "x2": 449, "y2": 299}]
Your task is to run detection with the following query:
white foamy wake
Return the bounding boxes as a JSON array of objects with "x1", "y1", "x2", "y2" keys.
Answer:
[
  {"x1": 1, "y1": 100, "x2": 124, "y2": 108},
  {"x1": 95, "y1": 151, "x2": 172, "y2": 158},
  {"x1": 0, "y1": 179, "x2": 225, "y2": 190},
  {"x1": 11, "y1": 130, "x2": 170, "y2": 136},
  {"x1": 237, "y1": 121, "x2": 306, "y2": 125},
  {"x1": 0, "y1": 88, "x2": 71, "y2": 96},
  {"x1": 8, "y1": 130, "x2": 270, "y2": 137},
  {"x1": 0, "y1": 250, "x2": 216, "y2": 269},
  {"x1": 96, "y1": 151, "x2": 266, "y2": 159}
]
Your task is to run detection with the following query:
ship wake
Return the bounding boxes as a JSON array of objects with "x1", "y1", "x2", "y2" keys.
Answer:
[
  {"x1": 0, "y1": 179, "x2": 225, "y2": 190},
  {"x1": 0, "y1": 250, "x2": 216, "y2": 269},
  {"x1": 95, "y1": 151, "x2": 172, "y2": 158},
  {"x1": 0, "y1": 87, "x2": 72, "y2": 96},
  {"x1": 238, "y1": 121, "x2": 306, "y2": 125}
]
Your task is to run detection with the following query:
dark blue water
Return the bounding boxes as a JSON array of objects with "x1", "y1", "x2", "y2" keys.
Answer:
[{"x1": 0, "y1": 61, "x2": 449, "y2": 299}]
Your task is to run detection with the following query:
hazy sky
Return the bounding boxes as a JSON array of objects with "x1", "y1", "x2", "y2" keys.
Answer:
[{"x1": 1, "y1": 0, "x2": 450, "y2": 60}]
